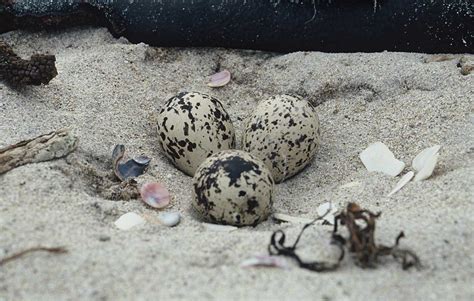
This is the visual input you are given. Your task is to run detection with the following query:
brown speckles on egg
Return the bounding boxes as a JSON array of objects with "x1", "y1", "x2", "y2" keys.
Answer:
[
  {"x1": 242, "y1": 95, "x2": 321, "y2": 183},
  {"x1": 157, "y1": 92, "x2": 236, "y2": 176},
  {"x1": 192, "y1": 150, "x2": 274, "y2": 226}
]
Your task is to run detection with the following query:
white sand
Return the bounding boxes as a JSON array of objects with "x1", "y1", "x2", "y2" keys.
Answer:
[{"x1": 0, "y1": 27, "x2": 473, "y2": 300}]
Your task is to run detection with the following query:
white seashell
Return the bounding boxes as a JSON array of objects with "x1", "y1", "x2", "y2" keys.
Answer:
[
  {"x1": 202, "y1": 223, "x2": 238, "y2": 232},
  {"x1": 414, "y1": 152, "x2": 440, "y2": 181},
  {"x1": 387, "y1": 171, "x2": 414, "y2": 197},
  {"x1": 273, "y1": 213, "x2": 313, "y2": 224},
  {"x1": 240, "y1": 255, "x2": 290, "y2": 269},
  {"x1": 412, "y1": 145, "x2": 441, "y2": 172},
  {"x1": 157, "y1": 212, "x2": 180, "y2": 227},
  {"x1": 207, "y1": 70, "x2": 231, "y2": 87},
  {"x1": 317, "y1": 202, "x2": 338, "y2": 225},
  {"x1": 114, "y1": 212, "x2": 146, "y2": 230},
  {"x1": 360, "y1": 142, "x2": 405, "y2": 177}
]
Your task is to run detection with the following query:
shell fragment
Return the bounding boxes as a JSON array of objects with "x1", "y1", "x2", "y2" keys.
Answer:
[
  {"x1": 414, "y1": 152, "x2": 440, "y2": 181},
  {"x1": 360, "y1": 142, "x2": 405, "y2": 177},
  {"x1": 387, "y1": 171, "x2": 415, "y2": 197},
  {"x1": 208, "y1": 70, "x2": 231, "y2": 87},
  {"x1": 412, "y1": 145, "x2": 441, "y2": 181},
  {"x1": 114, "y1": 212, "x2": 146, "y2": 230},
  {"x1": 140, "y1": 182, "x2": 171, "y2": 208}
]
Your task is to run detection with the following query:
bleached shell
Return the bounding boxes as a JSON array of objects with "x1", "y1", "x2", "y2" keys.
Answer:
[
  {"x1": 414, "y1": 152, "x2": 439, "y2": 181},
  {"x1": 208, "y1": 70, "x2": 231, "y2": 87},
  {"x1": 387, "y1": 171, "x2": 414, "y2": 197},
  {"x1": 114, "y1": 212, "x2": 146, "y2": 230},
  {"x1": 157, "y1": 212, "x2": 180, "y2": 227},
  {"x1": 242, "y1": 95, "x2": 321, "y2": 183},
  {"x1": 156, "y1": 92, "x2": 236, "y2": 176},
  {"x1": 192, "y1": 150, "x2": 274, "y2": 226},
  {"x1": 412, "y1": 145, "x2": 441, "y2": 172},
  {"x1": 359, "y1": 142, "x2": 405, "y2": 177}
]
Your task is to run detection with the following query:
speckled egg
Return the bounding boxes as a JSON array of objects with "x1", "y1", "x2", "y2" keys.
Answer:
[
  {"x1": 157, "y1": 92, "x2": 236, "y2": 176},
  {"x1": 192, "y1": 150, "x2": 274, "y2": 226},
  {"x1": 242, "y1": 94, "x2": 321, "y2": 183}
]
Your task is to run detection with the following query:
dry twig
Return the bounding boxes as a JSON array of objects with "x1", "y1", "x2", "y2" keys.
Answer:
[{"x1": 0, "y1": 246, "x2": 67, "y2": 266}]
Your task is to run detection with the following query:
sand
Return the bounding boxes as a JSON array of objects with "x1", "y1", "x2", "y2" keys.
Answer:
[{"x1": 0, "y1": 27, "x2": 473, "y2": 300}]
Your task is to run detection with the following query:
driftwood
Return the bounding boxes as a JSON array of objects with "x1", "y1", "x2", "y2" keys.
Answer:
[{"x1": 0, "y1": 129, "x2": 78, "y2": 174}]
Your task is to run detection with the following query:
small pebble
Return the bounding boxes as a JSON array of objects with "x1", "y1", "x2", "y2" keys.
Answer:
[
  {"x1": 98, "y1": 235, "x2": 111, "y2": 242},
  {"x1": 157, "y1": 212, "x2": 180, "y2": 227}
]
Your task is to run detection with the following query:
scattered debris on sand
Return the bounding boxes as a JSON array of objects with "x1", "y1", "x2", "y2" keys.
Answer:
[{"x1": 268, "y1": 203, "x2": 421, "y2": 272}]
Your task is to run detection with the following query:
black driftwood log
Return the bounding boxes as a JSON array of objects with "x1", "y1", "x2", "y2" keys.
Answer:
[{"x1": 1, "y1": 0, "x2": 472, "y2": 53}]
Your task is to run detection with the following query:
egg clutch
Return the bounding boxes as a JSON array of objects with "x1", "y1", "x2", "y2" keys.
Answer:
[{"x1": 157, "y1": 92, "x2": 321, "y2": 226}]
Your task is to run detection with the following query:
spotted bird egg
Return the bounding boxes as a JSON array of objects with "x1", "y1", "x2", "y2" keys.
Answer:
[
  {"x1": 157, "y1": 92, "x2": 236, "y2": 176},
  {"x1": 192, "y1": 150, "x2": 274, "y2": 226},
  {"x1": 242, "y1": 95, "x2": 321, "y2": 183}
]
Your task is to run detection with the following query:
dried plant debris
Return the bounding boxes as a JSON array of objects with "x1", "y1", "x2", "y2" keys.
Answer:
[
  {"x1": 0, "y1": 40, "x2": 57, "y2": 86},
  {"x1": 268, "y1": 203, "x2": 420, "y2": 272},
  {"x1": 0, "y1": 246, "x2": 67, "y2": 266},
  {"x1": 0, "y1": 129, "x2": 78, "y2": 174},
  {"x1": 112, "y1": 144, "x2": 151, "y2": 181}
]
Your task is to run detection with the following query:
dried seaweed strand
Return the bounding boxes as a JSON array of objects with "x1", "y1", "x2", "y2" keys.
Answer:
[
  {"x1": 268, "y1": 202, "x2": 421, "y2": 272},
  {"x1": 268, "y1": 212, "x2": 344, "y2": 272},
  {"x1": 0, "y1": 246, "x2": 67, "y2": 266}
]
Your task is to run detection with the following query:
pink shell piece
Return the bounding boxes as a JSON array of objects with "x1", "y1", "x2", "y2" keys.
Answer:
[
  {"x1": 140, "y1": 182, "x2": 170, "y2": 209},
  {"x1": 207, "y1": 70, "x2": 231, "y2": 87}
]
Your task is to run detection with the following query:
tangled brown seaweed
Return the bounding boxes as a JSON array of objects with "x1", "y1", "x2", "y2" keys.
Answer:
[{"x1": 269, "y1": 202, "x2": 421, "y2": 271}]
